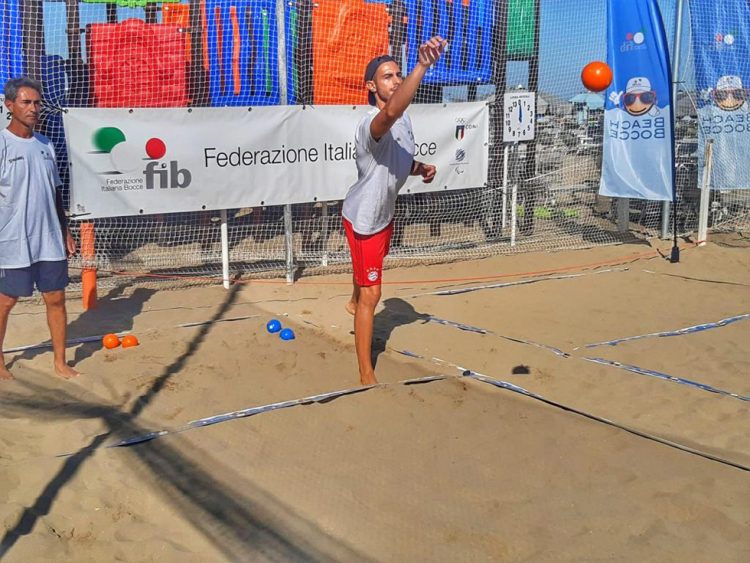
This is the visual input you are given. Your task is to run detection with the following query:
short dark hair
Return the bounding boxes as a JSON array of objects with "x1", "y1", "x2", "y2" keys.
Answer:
[
  {"x1": 364, "y1": 55, "x2": 397, "y2": 83},
  {"x1": 4, "y1": 77, "x2": 43, "y2": 101},
  {"x1": 364, "y1": 55, "x2": 398, "y2": 106}
]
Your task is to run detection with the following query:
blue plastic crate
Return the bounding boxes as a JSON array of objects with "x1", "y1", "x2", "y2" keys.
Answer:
[
  {"x1": 40, "y1": 54, "x2": 67, "y2": 103},
  {"x1": 285, "y1": 1, "x2": 299, "y2": 105},
  {"x1": 38, "y1": 55, "x2": 70, "y2": 196},
  {"x1": 1, "y1": 0, "x2": 25, "y2": 87},
  {"x1": 205, "y1": 0, "x2": 282, "y2": 106},
  {"x1": 403, "y1": 0, "x2": 493, "y2": 85}
]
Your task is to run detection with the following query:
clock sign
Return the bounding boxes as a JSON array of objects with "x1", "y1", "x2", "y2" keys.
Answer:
[{"x1": 503, "y1": 92, "x2": 536, "y2": 143}]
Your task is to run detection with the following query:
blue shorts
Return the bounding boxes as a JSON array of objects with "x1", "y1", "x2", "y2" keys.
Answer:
[{"x1": 0, "y1": 260, "x2": 70, "y2": 298}]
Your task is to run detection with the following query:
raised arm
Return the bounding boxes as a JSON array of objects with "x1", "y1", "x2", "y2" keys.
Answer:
[{"x1": 370, "y1": 36, "x2": 447, "y2": 141}]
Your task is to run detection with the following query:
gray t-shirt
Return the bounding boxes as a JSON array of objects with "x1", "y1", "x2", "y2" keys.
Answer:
[
  {"x1": 0, "y1": 129, "x2": 66, "y2": 268},
  {"x1": 342, "y1": 109, "x2": 415, "y2": 235}
]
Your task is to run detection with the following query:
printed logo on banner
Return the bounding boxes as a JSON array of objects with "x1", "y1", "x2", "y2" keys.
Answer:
[
  {"x1": 450, "y1": 117, "x2": 472, "y2": 175},
  {"x1": 89, "y1": 127, "x2": 192, "y2": 196},
  {"x1": 712, "y1": 31, "x2": 739, "y2": 50},
  {"x1": 610, "y1": 76, "x2": 661, "y2": 118},
  {"x1": 621, "y1": 29, "x2": 647, "y2": 52},
  {"x1": 454, "y1": 117, "x2": 478, "y2": 141},
  {"x1": 450, "y1": 148, "x2": 468, "y2": 175},
  {"x1": 708, "y1": 75, "x2": 747, "y2": 112},
  {"x1": 606, "y1": 83, "x2": 668, "y2": 138}
]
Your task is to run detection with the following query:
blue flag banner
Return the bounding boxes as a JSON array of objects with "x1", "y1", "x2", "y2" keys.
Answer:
[
  {"x1": 600, "y1": 0, "x2": 674, "y2": 201},
  {"x1": 689, "y1": 0, "x2": 750, "y2": 190}
]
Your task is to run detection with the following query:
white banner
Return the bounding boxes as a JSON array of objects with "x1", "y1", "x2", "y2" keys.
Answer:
[
  {"x1": 63, "y1": 102, "x2": 488, "y2": 219},
  {"x1": 1, "y1": 95, "x2": 9, "y2": 129}
]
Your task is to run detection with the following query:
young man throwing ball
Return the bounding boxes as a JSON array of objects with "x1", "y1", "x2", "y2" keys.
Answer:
[{"x1": 343, "y1": 36, "x2": 446, "y2": 385}]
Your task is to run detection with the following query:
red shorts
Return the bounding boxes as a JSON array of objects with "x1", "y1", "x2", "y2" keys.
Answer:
[{"x1": 343, "y1": 217, "x2": 393, "y2": 287}]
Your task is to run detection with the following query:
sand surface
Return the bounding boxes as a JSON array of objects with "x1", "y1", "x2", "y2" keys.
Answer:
[{"x1": 1, "y1": 236, "x2": 748, "y2": 562}]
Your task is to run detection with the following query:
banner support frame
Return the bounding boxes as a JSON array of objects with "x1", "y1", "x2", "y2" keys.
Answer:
[
  {"x1": 697, "y1": 139, "x2": 714, "y2": 246},
  {"x1": 509, "y1": 142, "x2": 519, "y2": 247},
  {"x1": 662, "y1": 0, "x2": 686, "y2": 243},
  {"x1": 220, "y1": 209, "x2": 230, "y2": 289},
  {"x1": 501, "y1": 144, "x2": 510, "y2": 230}
]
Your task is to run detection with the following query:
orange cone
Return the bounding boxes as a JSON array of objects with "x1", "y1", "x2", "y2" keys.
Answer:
[{"x1": 80, "y1": 222, "x2": 97, "y2": 310}]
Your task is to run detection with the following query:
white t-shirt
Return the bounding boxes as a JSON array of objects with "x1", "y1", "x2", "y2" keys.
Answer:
[
  {"x1": 342, "y1": 109, "x2": 415, "y2": 235},
  {"x1": 0, "y1": 129, "x2": 66, "y2": 268}
]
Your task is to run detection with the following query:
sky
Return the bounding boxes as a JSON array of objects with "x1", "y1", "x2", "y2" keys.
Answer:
[
  {"x1": 37, "y1": 0, "x2": 689, "y2": 102},
  {"x1": 533, "y1": 0, "x2": 686, "y2": 97}
]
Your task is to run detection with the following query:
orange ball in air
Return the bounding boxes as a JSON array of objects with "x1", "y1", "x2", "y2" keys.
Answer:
[
  {"x1": 102, "y1": 333, "x2": 120, "y2": 349},
  {"x1": 121, "y1": 334, "x2": 140, "y2": 348},
  {"x1": 581, "y1": 61, "x2": 613, "y2": 92}
]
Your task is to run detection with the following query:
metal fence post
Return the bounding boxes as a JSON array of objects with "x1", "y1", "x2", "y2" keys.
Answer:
[
  {"x1": 697, "y1": 140, "x2": 714, "y2": 245},
  {"x1": 663, "y1": 0, "x2": 686, "y2": 240},
  {"x1": 277, "y1": 0, "x2": 295, "y2": 283},
  {"x1": 220, "y1": 209, "x2": 230, "y2": 289}
]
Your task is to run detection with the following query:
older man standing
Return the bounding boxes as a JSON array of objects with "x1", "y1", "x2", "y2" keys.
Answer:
[{"x1": 0, "y1": 77, "x2": 78, "y2": 380}]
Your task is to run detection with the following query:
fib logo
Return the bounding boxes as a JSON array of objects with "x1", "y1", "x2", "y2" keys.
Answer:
[{"x1": 92, "y1": 127, "x2": 192, "y2": 189}]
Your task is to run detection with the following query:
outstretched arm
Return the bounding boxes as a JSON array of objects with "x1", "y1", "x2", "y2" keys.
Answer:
[{"x1": 370, "y1": 36, "x2": 447, "y2": 141}]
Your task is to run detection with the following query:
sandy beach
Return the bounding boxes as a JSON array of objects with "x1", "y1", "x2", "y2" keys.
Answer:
[{"x1": 1, "y1": 235, "x2": 748, "y2": 562}]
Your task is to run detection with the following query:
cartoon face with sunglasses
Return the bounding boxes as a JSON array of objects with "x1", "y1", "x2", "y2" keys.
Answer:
[
  {"x1": 622, "y1": 77, "x2": 657, "y2": 116},
  {"x1": 712, "y1": 75, "x2": 746, "y2": 112},
  {"x1": 609, "y1": 76, "x2": 660, "y2": 117}
]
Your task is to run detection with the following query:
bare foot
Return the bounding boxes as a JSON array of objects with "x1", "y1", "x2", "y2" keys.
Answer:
[
  {"x1": 345, "y1": 300, "x2": 356, "y2": 316},
  {"x1": 360, "y1": 372, "x2": 378, "y2": 386},
  {"x1": 0, "y1": 366, "x2": 13, "y2": 381},
  {"x1": 55, "y1": 362, "x2": 80, "y2": 379}
]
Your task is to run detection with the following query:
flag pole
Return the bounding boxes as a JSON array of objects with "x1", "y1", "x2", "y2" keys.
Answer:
[{"x1": 669, "y1": 0, "x2": 686, "y2": 263}]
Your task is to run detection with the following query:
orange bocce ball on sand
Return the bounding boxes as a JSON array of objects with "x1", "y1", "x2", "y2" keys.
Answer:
[
  {"x1": 102, "y1": 333, "x2": 120, "y2": 349},
  {"x1": 121, "y1": 334, "x2": 140, "y2": 348}
]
